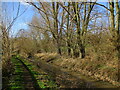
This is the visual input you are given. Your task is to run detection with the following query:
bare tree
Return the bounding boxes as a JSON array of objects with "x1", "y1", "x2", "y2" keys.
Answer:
[
  {"x1": 28, "y1": 2, "x2": 66, "y2": 55},
  {"x1": 1, "y1": 2, "x2": 28, "y2": 75},
  {"x1": 59, "y1": 2, "x2": 96, "y2": 58},
  {"x1": 95, "y1": 0, "x2": 120, "y2": 82}
]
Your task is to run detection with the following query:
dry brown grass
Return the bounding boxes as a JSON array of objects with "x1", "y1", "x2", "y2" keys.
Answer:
[
  {"x1": 56, "y1": 56, "x2": 119, "y2": 86},
  {"x1": 35, "y1": 53, "x2": 60, "y2": 62},
  {"x1": 35, "y1": 53, "x2": 120, "y2": 87}
]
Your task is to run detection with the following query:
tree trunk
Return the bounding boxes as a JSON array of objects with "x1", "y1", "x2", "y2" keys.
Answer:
[
  {"x1": 73, "y1": 45, "x2": 79, "y2": 58},
  {"x1": 2, "y1": 25, "x2": 11, "y2": 75},
  {"x1": 118, "y1": 38, "x2": 120, "y2": 82},
  {"x1": 80, "y1": 45, "x2": 85, "y2": 58},
  {"x1": 109, "y1": 1, "x2": 120, "y2": 82},
  {"x1": 57, "y1": 40, "x2": 61, "y2": 55},
  {"x1": 67, "y1": 42, "x2": 71, "y2": 56},
  {"x1": 66, "y1": 2, "x2": 71, "y2": 56},
  {"x1": 115, "y1": 0, "x2": 120, "y2": 82},
  {"x1": 72, "y1": 2, "x2": 81, "y2": 58},
  {"x1": 52, "y1": 2, "x2": 61, "y2": 55},
  {"x1": 109, "y1": 2, "x2": 115, "y2": 35}
]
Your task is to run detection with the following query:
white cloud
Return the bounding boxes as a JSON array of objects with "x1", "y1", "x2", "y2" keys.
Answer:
[
  {"x1": 18, "y1": 0, "x2": 32, "y2": 6},
  {"x1": 20, "y1": 1, "x2": 30, "y2": 6}
]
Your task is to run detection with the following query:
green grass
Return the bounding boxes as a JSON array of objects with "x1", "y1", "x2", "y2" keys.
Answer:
[
  {"x1": 21, "y1": 57, "x2": 58, "y2": 88},
  {"x1": 38, "y1": 81, "x2": 46, "y2": 88},
  {"x1": 8, "y1": 56, "x2": 25, "y2": 89},
  {"x1": 8, "y1": 55, "x2": 58, "y2": 89}
]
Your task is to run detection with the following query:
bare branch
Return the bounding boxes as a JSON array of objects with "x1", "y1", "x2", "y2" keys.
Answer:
[{"x1": 94, "y1": 2, "x2": 111, "y2": 11}]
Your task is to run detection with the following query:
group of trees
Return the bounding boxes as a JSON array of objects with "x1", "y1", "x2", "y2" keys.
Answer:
[
  {"x1": 25, "y1": 2, "x2": 101, "y2": 58},
  {"x1": 22, "y1": 1, "x2": 119, "y2": 59},
  {"x1": 1, "y1": 1, "x2": 120, "y2": 82}
]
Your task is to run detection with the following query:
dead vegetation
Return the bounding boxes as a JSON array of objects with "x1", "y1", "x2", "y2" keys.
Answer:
[
  {"x1": 35, "y1": 53, "x2": 59, "y2": 62},
  {"x1": 35, "y1": 53, "x2": 120, "y2": 87}
]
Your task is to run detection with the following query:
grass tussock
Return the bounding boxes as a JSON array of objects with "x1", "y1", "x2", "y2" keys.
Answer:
[{"x1": 35, "y1": 53, "x2": 60, "y2": 62}]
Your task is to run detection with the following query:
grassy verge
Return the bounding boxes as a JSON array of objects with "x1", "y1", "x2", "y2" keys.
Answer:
[
  {"x1": 17, "y1": 55, "x2": 58, "y2": 88},
  {"x1": 5, "y1": 55, "x2": 58, "y2": 89},
  {"x1": 8, "y1": 56, "x2": 25, "y2": 89}
]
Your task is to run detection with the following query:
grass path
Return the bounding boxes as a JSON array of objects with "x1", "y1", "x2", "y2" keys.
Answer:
[{"x1": 4, "y1": 56, "x2": 57, "y2": 89}]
